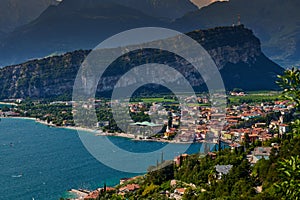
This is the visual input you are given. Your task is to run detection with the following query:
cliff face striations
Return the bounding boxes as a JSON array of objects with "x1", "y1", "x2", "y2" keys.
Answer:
[{"x1": 0, "y1": 26, "x2": 283, "y2": 99}]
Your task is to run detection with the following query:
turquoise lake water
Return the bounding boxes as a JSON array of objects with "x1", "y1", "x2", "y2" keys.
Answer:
[
  {"x1": 0, "y1": 103, "x2": 13, "y2": 108},
  {"x1": 0, "y1": 118, "x2": 220, "y2": 200}
]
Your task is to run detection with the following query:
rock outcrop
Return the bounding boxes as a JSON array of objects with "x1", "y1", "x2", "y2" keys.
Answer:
[{"x1": 0, "y1": 26, "x2": 283, "y2": 99}]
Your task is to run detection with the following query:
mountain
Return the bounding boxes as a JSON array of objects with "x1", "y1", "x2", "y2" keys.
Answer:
[
  {"x1": 0, "y1": 0, "x2": 199, "y2": 67},
  {"x1": 0, "y1": 0, "x2": 167, "y2": 67},
  {"x1": 0, "y1": 0, "x2": 299, "y2": 68},
  {"x1": 0, "y1": 26, "x2": 283, "y2": 100},
  {"x1": 174, "y1": 0, "x2": 300, "y2": 68},
  {"x1": 0, "y1": 0, "x2": 58, "y2": 33},
  {"x1": 0, "y1": 31, "x2": 5, "y2": 39},
  {"x1": 112, "y1": 0, "x2": 198, "y2": 20}
]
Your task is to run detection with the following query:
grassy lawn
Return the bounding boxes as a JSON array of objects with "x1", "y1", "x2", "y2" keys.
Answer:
[
  {"x1": 141, "y1": 97, "x2": 176, "y2": 103},
  {"x1": 229, "y1": 91, "x2": 284, "y2": 105},
  {"x1": 129, "y1": 91, "x2": 284, "y2": 105}
]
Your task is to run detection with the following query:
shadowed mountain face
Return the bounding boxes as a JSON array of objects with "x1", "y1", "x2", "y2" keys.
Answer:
[
  {"x1": 0, "y1": 26, "x2": 283, "y2": 100},
  {"x1": 0, "y1": 31, "x2": 5, "y2": 39},
  {"x1": 0, "y1": 0, "x2": 58, "y2": 33},
  {"x1": 174, "y1": 0, "x2": 300, "y2": 68},
  {"x1": 0, "y1": 0, "x2": 298, "y2": 68},
  {"x1": 0, "y1": 0, "x2": 167, "y2": 66},
  {"x1": 0, "y1": 0, "x2": 198, "y2": 67}
]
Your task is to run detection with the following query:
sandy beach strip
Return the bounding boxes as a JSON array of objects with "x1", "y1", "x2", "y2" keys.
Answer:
[
  {"x1": 0, "y1": 102, "x2": 18, "y2": 106},
  {"x1": 34, "y1": 118, "x2": 137, "y2": 139},
  {"x1": 0, "y1": 116, "x2": 207, "y2": 144},
  {"x1": 0, "y1": 116, "x2": 36, "y2": 121}
]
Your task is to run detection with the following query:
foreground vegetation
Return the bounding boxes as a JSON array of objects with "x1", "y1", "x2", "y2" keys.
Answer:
[
  {"x1": 2, "y1": 68, "x2": 299, "y2": 199},
  {"x1": 88, "y1": 130, "x2": 298, "y2": 200},
  {"x1": 82, "y1": 68, "x2": 300, "y2": 200}
]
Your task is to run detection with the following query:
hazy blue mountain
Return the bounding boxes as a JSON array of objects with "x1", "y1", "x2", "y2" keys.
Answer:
[
  {"x1": 0, "y1": 0, "x2": 58, "y2": 33},
  {"x1": 174, "y1": 0, "x2": 300, "y2": 68},
  {"x1": 0, "y1": 0, "x2": 167, "y2": 66},
  {"x1": 0, "y1": 31, "x2": 6, "y2": 39},
  {"x1": 0, "y1": 0, "x2": 297, "y2": 68}
]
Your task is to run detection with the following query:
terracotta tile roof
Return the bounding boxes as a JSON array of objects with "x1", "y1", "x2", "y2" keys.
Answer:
[
  {"x1": 106, "y1": 187, "x2": 116, "y2": 191},
  {"x1": 175, "y1": 188, "x2": 186, "y2": 195},
  {"x1": 84, "y1": 190, "x2": 100, "y2": 200},
  {"x1": 119, "y1": 184, "x2": 140, "y2": 192}
]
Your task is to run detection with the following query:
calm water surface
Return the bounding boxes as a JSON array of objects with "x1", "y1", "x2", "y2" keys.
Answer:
[{"x1": 0, "y1": 118, "x2": 218, "y2": 200}]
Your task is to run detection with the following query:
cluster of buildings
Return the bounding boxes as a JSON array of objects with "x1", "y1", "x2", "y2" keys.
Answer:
[
  {"x1": 10, "y1": 94, "x2": 283, "y2": 145},
  {"x1": 69, "y1": 177, "x2": 141, "y2": 200},
  {"x1": 1, "y1": 95, "x2": 294, "y2": 147},
  {"x1": 70, "y1": 176, "x2": 194, "y2": 200},
  {"x1": 224, "y1": 100, "x2": 292, "y2": 143},
  {"x1": 126, "y1": 98, "x2": 224, "y2": 142},
  {"x1": 107, "y1": 96, "x2": 294, "y2": 146},
  {"x1": 66, "y1": 96, "x2": 296, "y2": 199},
  {"x1": 0, "y1": 111, "x2": 20, "y2": 117}
]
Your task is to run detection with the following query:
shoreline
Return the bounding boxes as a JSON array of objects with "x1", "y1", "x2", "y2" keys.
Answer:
[
  {"x1": 0, "y1": 102, "x2": 18, "y2": 106},
  {"x1": 0, "y1": 116, "x2": 221, "y2": 145}
]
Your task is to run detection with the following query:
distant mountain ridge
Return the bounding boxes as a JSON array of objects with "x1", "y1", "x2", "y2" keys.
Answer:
[
  {"x1": 0, "y1": 26, "x2": 283, "y2": 100},
  {"x1": 0, "y1": 0, "x2": 298, "y2": 68},
  {"x1": 0, "y1": 0, "x2": 167, "y2": 66},
  {"x1": 0, "y1": 0, "x2": 198, "y2": 67},
  {"x1": 0, "y1": 0, "x2": 58, "y2": 33}
]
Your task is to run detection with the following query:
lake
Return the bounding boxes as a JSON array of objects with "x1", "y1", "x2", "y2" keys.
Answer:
[{"x1": 0, "y1": 118, "x2": 219, "y2": 199}]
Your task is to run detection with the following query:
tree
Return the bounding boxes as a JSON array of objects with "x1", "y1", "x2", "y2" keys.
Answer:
[
  {"x1": 291, "y1": 119, "x2": 300, "y2": 138},
  {"x1": 275, "y1": 156, "x2": 300, "y2": 200},
  {"x1": 1, "y1": 105, "x2": 10, "y2": 112},
  {"x1": 244, "y1": 132, "x2": 251, "y2": 149},
  {"x1": 233, "y1": 88, "x2": 244, "y2": 93},
  {"x1": 277, "y1": 67, "x2": 300, "y2": 109},
  {"x1": 277, "y1": 67, "x2": 300, "y2": 139}
]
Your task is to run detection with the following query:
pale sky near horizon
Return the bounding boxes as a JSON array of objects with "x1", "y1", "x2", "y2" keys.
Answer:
[{"x1": 191, "y1": 0, "x2": 229, "y2": 8}]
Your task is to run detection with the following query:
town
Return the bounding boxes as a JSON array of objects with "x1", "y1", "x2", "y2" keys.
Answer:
[
  {"x1": 0, "y1": 89, "x2": 297, "y2": 200},
  {"x1": 0, "y1": 90, "x2": 291, "y2": 147}
]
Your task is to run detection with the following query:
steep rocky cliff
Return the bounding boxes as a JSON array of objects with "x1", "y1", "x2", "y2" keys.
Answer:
[
  {"x1": 175, "y1": 0, "x2": 300, "y2": 68},
  {"x1": 0, "y1": 26, "x2": 283, "y2": 99}
]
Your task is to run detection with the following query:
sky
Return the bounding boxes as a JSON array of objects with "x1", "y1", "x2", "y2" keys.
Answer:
[{"x1": 191, "y1": 0, "x2": 229, "y2": 8}]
